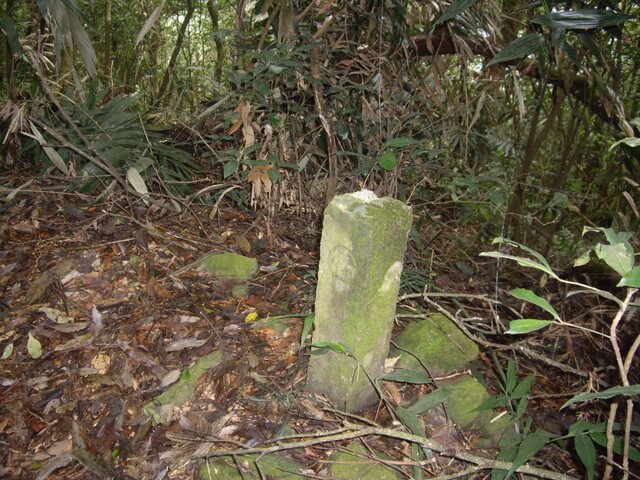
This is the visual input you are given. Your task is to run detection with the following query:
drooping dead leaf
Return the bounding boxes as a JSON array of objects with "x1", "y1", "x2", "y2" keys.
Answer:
[
  {"x1": 247, "y1": 165, "x2": 272, "y2": 208},
  {"x1": 228, "y1": 101, "x2": 255, "y2": 146}
]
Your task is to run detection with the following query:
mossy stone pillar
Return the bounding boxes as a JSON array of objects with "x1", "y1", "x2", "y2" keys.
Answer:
[{"x1": 307, "y1": 190, "x2": 412, "y2": 412}]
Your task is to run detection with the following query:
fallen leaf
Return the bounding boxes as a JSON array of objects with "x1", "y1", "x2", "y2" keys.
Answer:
[
  {"x1": 27, "y1": 332, "x2": 42, "y2": 359},
  {"x1": 165, "y1": 337, "x2": 208, "y2": 352}
]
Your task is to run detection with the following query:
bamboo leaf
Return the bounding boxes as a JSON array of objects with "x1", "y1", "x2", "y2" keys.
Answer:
[
  {"x1": 574, "y1": 433, "x2": 596, "y2": 480},
  {"x1": 487, "y1": 34, "x2": 545, "y2": 67},
  {"x1": 532, "y1": 9, "x2": 633, "y2": 30},
  {"x1": 561, "y1": 385, "x2": 640, "y2": 409},
  {"x1": 433, "y1": 0, "x2": 478, "y2": 27},
  {"x1": 136, "y1": 1, "x2": 166, "y2": 47}
]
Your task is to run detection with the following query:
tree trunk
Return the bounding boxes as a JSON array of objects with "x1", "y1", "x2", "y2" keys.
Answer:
[
  {"x1": 206, "y1": 0, "x2": 224, "y2": 82},
  {"x1": 2, "y1": 0, "x2": 16, "y2": 98},
  {"x1": 157, "y1": 0, "x2": 195, "y2": 100}
]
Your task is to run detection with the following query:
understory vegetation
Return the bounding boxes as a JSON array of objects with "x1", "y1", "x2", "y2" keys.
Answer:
[{"x1": 0, "y1": 0, "x2": 638, "y2": 479}]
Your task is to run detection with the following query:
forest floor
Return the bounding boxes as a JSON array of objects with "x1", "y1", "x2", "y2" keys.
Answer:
[{"x1": 0, "y1": 174, "x2": 633, "y2": 479}]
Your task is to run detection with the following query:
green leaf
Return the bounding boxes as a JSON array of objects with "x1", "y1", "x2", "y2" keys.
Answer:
[
  {"x1": 433, "y1": 0, "x2": 479, "y2": 27},
  {"x1": 591, "y1": 433, "x2": 640, "y2": 461},
  {"x1": 406, "y1": 389, "x2": 450, "y2": 415},
  {"x1": 223, "y1": 160, "x2": 239, "y2": 178},
  {"x1": 300, "y1": 314, "x2": 314, "y2": 347},
  {"x1": 574, "y1": 433, "x2": 596, "y2": 480},
  {"x1": 610, "y1": 137, "x2": 640, "y2": 151},
  {"x1": 561, "y1": 385, "x2": 640, "y2": 409},
  {"x1": 476, "y1": 394, "x2": 510, "y2": 411},
  {"x1": 511, "y1": 375, "x2": 535, "y2": 398},
  {"x1": 0, "y1": 16, "x2": 22, "y2": 55},
  {"x1": 1, "y1": 342, "x2": 13, "y2": 360},
  {"x1": 505, "y1": 429, "x2": 552, "y2": 478},
  {"x1": 618, "y1": 266, "x2": 640, "y2": 288},
  {"x1": 480, "y1": 252, "x2": 555, "y2": 277},
  {"x1": 386, "y1": 137, "x2": 418, "y2": 148},
  {"x1": 310, "y1": 341, "x2": 352, "y2": 356},
  {"x1": 595, "y1": 243, "x2": 633, "y2": 277},
  {"x1": 532, "y1": 9, "x2": 633, "y2": 30},
  {"x1": 27, "y1": 332, "x2": 42, "y2": 359},
  {"x1": 395, "y1": 406, "x2": 426, "y2": 437},
  {"x1": 383, "y1": 369, "x2": 430, "y2": 384},
  {"x1": 506, "y1": 319, "x2": 553, "y2": 334},
  {"x1": 378, "y1": 151, "x2": 397, "y2": 171},
  {"x1": 506, "y1": 359, "x2": 516, "y2": 393},
  {"x1": 487, "y1": 34, "x2": 545, "y2": 67},
  {"x1": 510, "y1": 288, "x2": 560, "y2": 320}
]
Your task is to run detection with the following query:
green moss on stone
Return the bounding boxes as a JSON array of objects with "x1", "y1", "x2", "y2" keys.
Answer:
[
  {"x1": 198, "y1": 454, "x2": 304, "y2": 480},
  {"x1": 329, "y1": 444, "x2": 399, "y2": 480},
  {"x1": 392, "y1": 314, "x2": 479, "y2": 376},
  {"x1": 202, "y1": 253, "x2": 258, "y2": 280}
]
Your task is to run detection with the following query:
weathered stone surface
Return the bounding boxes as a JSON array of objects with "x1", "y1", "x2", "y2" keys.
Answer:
[
  {"x1": 329, "y1": 444, "x2": 399, "y2": 480},
  {"x1": 307, "y1": 190, "x2": 412, "y2": 412},
  {"x1": 391, "y1": 314, "x2": 479, "y2": 376},
  {"x1": 439, "y1": 374, "x2": 511, "y2": 447},
  {"x1": 201, "y1": 252, "x2": 258, "y2": 280},
  {"x1": 198, "y1": 454, "x2": 304, "y2": 479}
]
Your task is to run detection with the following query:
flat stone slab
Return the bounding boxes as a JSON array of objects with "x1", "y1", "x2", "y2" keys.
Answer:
[
  {"x1": 329, "y1": 444, "x2": 398, "y2": 480},
  {"x1": 391, "y1": 314, "x2": 479, "y2": 376},
  {"x1": 198, "y1": 454, "x2": 304, "y2": 479},
  {"x1": 201, "y1": 252, "x2": 258, "y2": 280}
]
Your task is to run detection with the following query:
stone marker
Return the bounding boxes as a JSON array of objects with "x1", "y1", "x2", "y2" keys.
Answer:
[{"x1": 306, "y1": 190, "x2": 412, "y2": 412}]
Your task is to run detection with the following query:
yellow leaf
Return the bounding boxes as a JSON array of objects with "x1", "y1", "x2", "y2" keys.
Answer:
[{"x1": 245, "y1": 312, "x2": 259, "y2": 323}]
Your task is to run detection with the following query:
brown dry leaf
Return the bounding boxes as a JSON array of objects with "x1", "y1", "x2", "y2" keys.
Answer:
[
  {"x1": 247, "y1": 165, "x2": 272, "y2": 208},
  {"x1": 228, "y1": 101, "x2": 254, "y2": 146}
]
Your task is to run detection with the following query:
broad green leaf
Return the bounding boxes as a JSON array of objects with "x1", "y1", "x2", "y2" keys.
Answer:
[
  {"x1": 1, "y1": 342, "x2": 13, "y2": 360},
  {"x1": 532, "y1": 9, "x2": 633, "y2": 30},
  {"x1": 506, "y1": 319, "x2": 553, "y2": 334},
  {"x1": 406, "y1": 389, "x2": 450, "y2": 415},
  {"x1": 300, "y1": 314, "x2": 314, "y2": 347},
  {"x1": 574, "y1": 433, "x2": 596, "y2": 480},
  {"x1": 610, "y1": 137, "x2": 640, "y2": 151},
  {"x1": 27, "y1": 332, "x2": 42, "y2": 359},
  {"x1": 395, "y1": 406, "x2": 426, "y2": 437},
  {"x1": 506, "y1": 429, "x2": 552, "y2": 478},
  {"x1": 591, "y1": 433, "x2": 640, "y2": 461},
  {"x1": 618, "y1": 266, "x2": 640, "y2": 288},
  {"x1": 386, "y1": 137, "x2": 418, "y2": 148},
  {"x1": 573, "y1": 249, "x2": 592, "y2": 267},
  {"x1": 383, "y1": 369, "x2": 430, "y2": 384},
  {"x1": 433, "y1": 0, "x2": 478, "y2": 26},
  {"x1": 510, "y1": 288, "x2": 559, "y2": 320},
  {"x1": 487, "y1": 34, "x2": 545, "y2": 67},
  {"x1": 595, "y1": 243, "x2": 633, "y2": 277},
  {"x1": 0, "y1": 16, "x2": 22, "y2": 55},
  {"x1": 561, "y1": 385, "x2": 640, "y2": 409},
  {"x1": 378, "y1": 151, "x2": 397, "y2": 171}
]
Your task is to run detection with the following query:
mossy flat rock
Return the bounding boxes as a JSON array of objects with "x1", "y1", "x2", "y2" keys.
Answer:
[
  {"x1": 440, "y1": 375, "x2": 511, "y2": 447},
  {"x1": 201, "y1": 253, "x2": 258, "y2": 280},
  {"x1": 198, "y1": 454, "x2": 304, "y2": 480},
  {"x1": 391, "y1": 314, "x2": 478, "y2": 376},
  {"x1": 329, "y1": 444, "x2": 398, "y2": 480}
]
